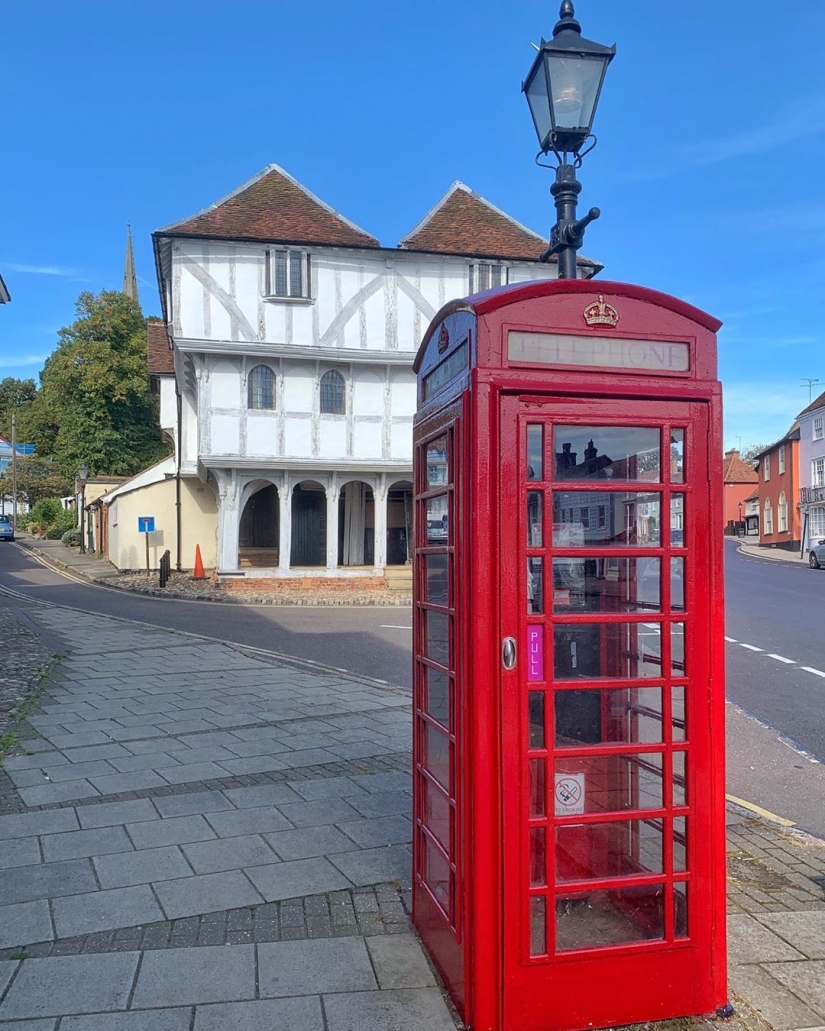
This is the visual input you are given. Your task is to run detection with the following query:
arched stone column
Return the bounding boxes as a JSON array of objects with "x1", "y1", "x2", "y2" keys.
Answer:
[
  {"x1": 373, "y1": 477, "x2": 389, "y2": 571},
  {"x1": 326, "y1": 475, "x2": 340, "y2": 572},
  {"x1": 278, "y1": 474, "x2": 291, "y2": 571},
  {"x1": 213, "y1": 470, "x2": 242, "y2": 573}
]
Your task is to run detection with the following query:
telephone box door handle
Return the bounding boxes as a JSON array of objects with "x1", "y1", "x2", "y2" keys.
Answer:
[{"x1": 502, "y1": 637, "x2": 517, "y2": 670}]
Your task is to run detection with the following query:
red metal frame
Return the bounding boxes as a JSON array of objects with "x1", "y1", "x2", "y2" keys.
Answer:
[{"x1": 412, "y1": 281, "x2": 727, "y2": 1031}]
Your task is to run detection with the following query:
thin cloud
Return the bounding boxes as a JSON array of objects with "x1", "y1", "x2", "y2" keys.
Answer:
[
  {"x1": 0, "y1": 354, "x2": 47, "y2": 369},
  {"x1": 5, "y1": 263, "x2": 79, "y2": 277}
]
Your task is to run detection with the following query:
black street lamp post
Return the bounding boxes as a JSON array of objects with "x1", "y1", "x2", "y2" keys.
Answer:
[
  {"x1": 78, "y1": 463, "x2": 89, "y2": 555},
  {"x1": 523, "y1": 1, "x2": 615, "y2": 279}
]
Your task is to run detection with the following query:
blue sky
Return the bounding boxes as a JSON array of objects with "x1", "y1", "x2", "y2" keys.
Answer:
[{"x1": 2, "y1": 0, "x2": 824, "y2": 451}]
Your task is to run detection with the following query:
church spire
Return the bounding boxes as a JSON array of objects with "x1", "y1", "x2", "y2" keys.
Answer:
[{"x1": 123, "y1": 221, "x2": 139, "y2": 306}]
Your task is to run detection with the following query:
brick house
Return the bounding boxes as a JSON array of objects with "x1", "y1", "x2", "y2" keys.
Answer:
[
  {"x1": 753, "y1": 424, "x2": 801, "y2": 550},
  {"x1": 722, "y1": 448, "x2": 758, "y2": 531}
]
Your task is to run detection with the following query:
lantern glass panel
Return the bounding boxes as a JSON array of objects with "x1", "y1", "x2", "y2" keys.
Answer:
[
  {"x1": 546, "y1": 53, "x2": 606, "y2": 132},
  {"x1": 525, "y1": 62, "x2": 553, "y2": 150}
]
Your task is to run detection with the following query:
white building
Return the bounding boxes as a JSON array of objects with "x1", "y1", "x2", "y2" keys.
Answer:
[
  {"x1": 798, "y1": 389, "x2": 825, "y2": 551},
  {"x1": 151, "y1": 164, "x2": 599, "y2": 583}
]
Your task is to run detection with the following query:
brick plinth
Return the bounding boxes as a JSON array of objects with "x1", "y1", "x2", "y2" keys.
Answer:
[{"x1": 223, "y1": 576, "x2": 388, "y2": 592}]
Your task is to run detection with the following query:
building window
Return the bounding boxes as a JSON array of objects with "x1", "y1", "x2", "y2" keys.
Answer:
[
  {"x1": 814, "y1": 416, "x2": 823, "y2": 441},
  {"x1": 811, "y1": 506, "x2": 825, "y2": 538},
  {"x1": 778, "y1": 445, "x2": 785, "y2": 475},
  {"x1": 248, "y1": 365, "x2": 276, "y2": 410},
  {"x1": 763, "y1": 498, "x2": 773, "y2": 536},
  {"x1": 763, "y1": 453, "x2": 770, "y2": 480},
  {"x1": 778, "y1": 492, "x2": 788, "y2": 533},
  {"x1": 598, "y1": 505, "x2": 606, "y2": 528},
  {"x1": 814, "y1": 458, "x2": 825, "y2": 487},
  {"x1": 320, "y1": 370, "x2": 345, "y2": 415},
  {"x1": 265, "y1": 249, "x2": 310, "y2": 299},
  {"x1": 580, "y1": 507, "x2": 590, "y2": 528},
  {"x1": 469, "y1": 263, "x2": 507, "y2": 293}
]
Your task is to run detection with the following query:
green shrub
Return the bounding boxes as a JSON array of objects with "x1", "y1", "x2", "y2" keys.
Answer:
[
  {"x1": 61, "y1": 528, "x2": 82, "y2": 547},
  {"x1": 29, "y1": 497, "x2": 65, "y2": 527},
  {"x1": 44, "y1": 509, "x2": 78, "y2": 540}
]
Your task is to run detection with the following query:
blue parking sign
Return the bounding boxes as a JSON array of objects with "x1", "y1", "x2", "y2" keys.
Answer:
[{"x1": 138, "y1": 516, "x2": 155, "y2": 533}]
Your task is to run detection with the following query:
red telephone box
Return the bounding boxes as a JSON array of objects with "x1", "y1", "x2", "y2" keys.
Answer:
[{"x1": 411, "y1": 279, "x2": 727, "y2": 1031}]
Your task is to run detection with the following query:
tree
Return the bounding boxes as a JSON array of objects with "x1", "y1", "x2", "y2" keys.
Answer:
[
  {"x1": 31, "y1": 291, "x2": 171, "y2": 479},
  {"x1": 0, "y1": 377, "x2": 37, "y2": 440},
  {"x1": 0, "y1": 456, "x2": 70, "y2": 506},
  {"x1": 740, "y1": 443, "x2": 770, "y2": 465}
]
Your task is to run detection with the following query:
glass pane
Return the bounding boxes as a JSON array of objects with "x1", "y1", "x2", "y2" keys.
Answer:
[
  {"x1": 673, "y1": 752, "x2": 687, "y2": 807},
  {"x1": 425, "y1": 554, "x2": 448, "y2": 606},
  {"x1": 671, "y1": 494, "x2": 685, "y2": 547},
  {"x1": 670, "y1": 558, "x2": 685, "y2": 612},
  {"x1": 289, "y1": 250, "x2": 304, "y2": 297},
  {"x1": 530, "y1": 828, "x2": 547, "y2": 887},
  {"x1": 424, "y1": 723, "x2": 450, "y2": 791},
  {"x1": 555, "y1": 754, "x2": 663, "y2": 813},
  {"x1": 556, "y1": 884, "x2": 665, "y2": 951},
  {"x1": 556, "y1": 819, "x2": 663, "y2": 882},
  {"x1": 527, "y1": 558, "x2": 544, "y2": 614},
  {"x1": 553, "y1": 493, "x2": 661, "y2": 546},
  {"x1": 527, "y1": 425, "x2": 543, "y2": 481},
  {"x1": 555, "y1": 687, "x2": 663, "y2": 747},
  {"x1": 426, "y1": 437, "x2": 449, "y2": 487},
  {"x1": 527, "y1": 491, "x2": 543, "y2": 546},
  {"x1": 425, "y1": 611, "x2": 449, "y2": 667},
  {"x1": 530, "y1": 896, "x2": 547, "y2": 956},
  {"x1": 529, "y1": 692, "x2": 546, "y2": 749},
  {"x1": 553, "y1": 558, "x2": 660, "y2": 613},
  {"x1": 274, "y1": 251, "x2": 288, "y2": 295},
  {"x1": 554, "y1": 623, "x2": 664, "y2": 679},
  {"x1": 553, "y1": 426, "x2": 660, "y2": 482},
  {"x1": 529, "y1": 759, "x2": 546, "y2": 817},
  {"x1": 423, "y1": 778, "x2": 451, "y2": 853},
  {"x1": 675, "y1": 882, "x2": 688, "y2": 938},
  {"x1": 424, "y1": 666, "x2": 450, "y2": 727},
  {"x1": 548, "y1": 53, "x2": 605, "y2": 131},
  {"x1": 671, "y1": 623, "x2": 685, "y2": 676},
  {"x1": 670, "y1": 429, "x2": 685, "y2": 483},
  {"x1": 673, "y1": 817, "x2": 687, "y2": 872},
  {"x1": 425, "y1": 497, "x2": 449, "y2": 545},
  {"x1": 424, "y1": 835, "x2": 450, "y2": 911},
  {"x1": 672, "y1": 687, "x2": 686, "y2": 742}
]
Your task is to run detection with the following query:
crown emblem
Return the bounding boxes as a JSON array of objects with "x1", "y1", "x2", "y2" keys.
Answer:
[
  {"x1": 583, "y1": 295, "x2": 619, "y2": 328},
  {"x1": 437, "y1": 324, "x2": 450, "y2": 353}
]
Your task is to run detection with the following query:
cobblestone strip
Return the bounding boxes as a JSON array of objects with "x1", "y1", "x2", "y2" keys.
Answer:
[{"x1": 0, "y1": 609, "x2": 53, "y2": 739}]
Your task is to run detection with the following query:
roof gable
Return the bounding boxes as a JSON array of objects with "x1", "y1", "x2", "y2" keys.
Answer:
[
  {"x1": 723, "y1": 450, "x2": 758, "y2": 484},
  {"x1": 147, "y1": 322, "x2": 174, "y2": 376},
  {"x1": 399, "y1": 182, "x2": 548, "y2": 261},
  {"x1": 798, "y1": 389, "x2": 825, "y2": 421},
  {"x1": 156, "y1": 165, "x2": 380, "y2": 249}
]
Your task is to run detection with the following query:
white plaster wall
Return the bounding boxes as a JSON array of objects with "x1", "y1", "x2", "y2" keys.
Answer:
[
  {"x1": 247, "y1": 413, "x2": 277, "y2": 457},
  {"x1": 282, "y1": 362, "x2": 314, "y2": 413},
  {"x1": 159, "y1": 377, "x2": 176, "y2": 432},
  {"x1": 354, "y1": 421, "x2": 382, "y2": 459},
  {"x1": 390, "y1": 369, "x2": 416, "y2": 416},
  {"x1": 211, "y1": 359, "x2": 241, "y2": 408},
  {"x1": 285, "y1": 417, "x2": 312, "y2": 456},
  {"x1": 353, "y1": 369, "x2": 384, "y2": 417},
  {"x1": 211, "y1": 414, "x2": 240, "y2": 454},
  {"x1": 319, "y1": 419, "x2": 347, "y2": 458}
]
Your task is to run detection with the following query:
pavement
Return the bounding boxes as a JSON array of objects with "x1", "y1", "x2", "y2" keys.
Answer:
[
  {"x1": 0, "y1": 599, "x2": 825, "y2": 1028},
  {"x1": 734, "y1": 538, "x2": 808, "y2": 566}
]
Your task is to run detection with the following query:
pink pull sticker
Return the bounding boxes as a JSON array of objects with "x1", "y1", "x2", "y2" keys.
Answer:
[{"x1": 527, "y1": 626, "x2": 544, "y2": 682}]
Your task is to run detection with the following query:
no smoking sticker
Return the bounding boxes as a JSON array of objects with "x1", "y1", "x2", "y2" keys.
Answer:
[{"x1": 554, "y1": 773, "x2": 585, "y2": 816}]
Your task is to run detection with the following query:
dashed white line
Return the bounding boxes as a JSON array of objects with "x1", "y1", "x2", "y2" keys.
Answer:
[
  {"x1": 724, "y1": 636, "x2": 738, "y2": 643},
  {"x1": 801, "y1": 666, "x2": 825, "y2": 679},
  {"x1": 767, "y1": 654, "x2": 796, "y2": 664},
  {"x1": 739, "y1": 643, "x2": 763, "y2": 652},
  {"x1": 381, "y1": 625, "x2": 413, "y2": 630}
]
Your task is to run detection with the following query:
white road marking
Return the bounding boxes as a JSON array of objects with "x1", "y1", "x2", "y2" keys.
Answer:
[
  {"x1": 724, "y1": 636, "x2": 738, "y2": 643},
  {"x1": 739, "y1": 643, "x2": 763, "y2": 652},
  {"x1": 381, "y1": 625, "x2": 413, "y2": 630},
  {"x1": 801, "y1": 666, "x2": 825, "y2": 679},
  {"x1": 767, "y1": 654, "x2": 796, "y2": 664}
]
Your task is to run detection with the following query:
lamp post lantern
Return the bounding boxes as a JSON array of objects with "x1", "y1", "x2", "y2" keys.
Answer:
[
  {"x1": 523, "y1": 0, "x2": 615, "y2": 279},
  {"x1": 78, "y1": 463, "x2": 89, "y2": 555}
]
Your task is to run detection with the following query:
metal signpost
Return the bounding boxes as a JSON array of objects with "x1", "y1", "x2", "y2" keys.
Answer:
[{"x1": 138, "y1": 516, "x2": 156, "y2": 575}]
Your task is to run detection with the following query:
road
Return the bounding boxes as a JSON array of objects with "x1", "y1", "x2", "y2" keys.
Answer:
[
  {"x1": 3, "y1": 537, "x2": 825, "y2": 835},
  {"x1": 0, "y1": 542, "x2": 413, "y2": 688}
]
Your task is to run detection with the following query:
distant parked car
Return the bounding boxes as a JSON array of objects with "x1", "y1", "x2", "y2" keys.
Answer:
[
  {"x1": 810, "y1": 540, "x2": 825, "y2": 569},
  {"x1": 0, "y1": 515, "x2": 14, "y2": 542}
]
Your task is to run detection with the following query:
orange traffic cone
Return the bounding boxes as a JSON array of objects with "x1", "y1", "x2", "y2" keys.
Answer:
[{"x1": 192, "y1": 545, "x2": 206, "y2": 580}]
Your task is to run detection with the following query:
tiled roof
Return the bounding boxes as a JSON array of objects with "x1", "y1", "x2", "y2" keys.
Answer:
[
  {"x1": 147, "y1": 321, "x2": 174, "y2": 376},
  {"x1": 723, "y1": 450, "x2": 758, "y2": 484},
  {"x1": 399, "y1": 182, "x2": 549, "y2": 261},
  {"x1": 0, "y1": 273, "x2": 9, "y2": 303},
  {"x1": 798, "y1": 389, "x2": 825, "y2": 420},
  {"x1": 156, "y1": 165, "x2": 380, "y2": 249},
  {"x1": 752, "y1": 423, "x2": 800, "y2": 461}
]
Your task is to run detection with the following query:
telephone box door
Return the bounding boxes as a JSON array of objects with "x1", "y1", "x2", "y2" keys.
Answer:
[{"x1": 500, "y1": 395, "x2": 720, "y2": 1031}]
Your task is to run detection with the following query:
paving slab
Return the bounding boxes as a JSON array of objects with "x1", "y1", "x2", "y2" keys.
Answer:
[
  {"x1": 245, "y1": 857, "x2": 352, "y2": 901},
  {"x1": 203, "y1": 806, "x2": 292, "y2": 839},
  {"x1": 348, "y1": 790, "x2": 412, "y2": 819},
  {"x1": 0, "y1": 1021, "x2": 57, "y2": 1031},
  {"x1": 286, "y1": 776, "x2": 367, "y2": 801},
  {"x1": 337, "y1": 815, "x2": 412, "y2": 849},
  {"x1": 194, "y1": 996, "x2": 324, "y2": 1031},
  {"x1": 150, "y1": 791, "x2": 233, "y2": 818},
  {"x1": 156, "y1": 763, "x2": 229, "y2": 786},
  {"x1": 351, "y1": 773, "x2": 411, "y2": 793},
  {"x1": 88, "y1": 771, "x2": 168, "y2": 795},
  {"x1": 41, "y1": 826, "x2": 133, "y2": 863},
  {"x1": 258, "y1": 937, "x2": 376, "y2": 997},
  {"x1": 153, "y1": 871, "x2": 263, "y2": 919},
  {"x1": 181, "y1": 834, "x2": 278, "y2": 874},
  {"x1": 276, "y1": 799, "x2": 361, "y2": 828},
  {"x1": 41, "y1": 761, "x2": 118, "y2": 783},
  {"x1": 757, "y1": 911, "x2": 825, "y2": 959},
  {"x1": 0, "y1": 953, "x2": 140, "y2": 1019},
  {"x1": 18, "y1": 781, "x2": 100, "y2": 806},
  {"x1": 0, "y1": 900, "x2": 53, "y2": 949},
  {"x1": 52, "y1": 885, "x2": 165, "y2": 938},
  {"x1": 0, "y1": 837, "x2": 42, "y2": 870},
  {"x1": 729, "y1": 964, "x2": 824, "y2": 1030},
  {"x1": 768, "y1": 961, "x2": 825, "y2": 1018},
  {"x1": 2, "y1": 752, "x2": 67, "y2": 770},
  {"x1": 329, "y1": 845, "x2": 411, "y2": 887},
  {"x1": 94, "y1": 846, "x2": 193, "y2": 889},
  {"x1": 264, "y1": 825, "x2": 361, "y2": 862},
  {"x1": 323, "y1": 987, "x2": 457, "y2": 1031},
  {"x1": 127, "y1": 816, "x2": 216, "y2": 849},
  {"x1": 61, "y1": 1011, "x2": 192, "y2": 1031},
  {"x1": 0, "y1": 963, "x2": 17, "y2": 1002},
  {"x1": 76, "y1": 800, "x2": 160, "y2": 829},
  {"x1": 728, "y1": 913, "x2": 807, "y2": 964},
  {"x1": 131, "y1": 944, "x2": 255, "y2": 1008},
  {"x1": 223, "y1": 784, "x2": 304, "y2": 809},
  {"x1": 0, "y1": 859, "x2": 97, "y2": 906},
  {"x1": 365, "y1": 934, "x2": 437, "y2": 990}
]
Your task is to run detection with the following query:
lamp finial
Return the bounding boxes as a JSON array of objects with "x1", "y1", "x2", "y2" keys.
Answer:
[{"x1": 554, "y1": 0, "x2": 582, "y2": 36}]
